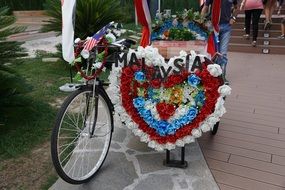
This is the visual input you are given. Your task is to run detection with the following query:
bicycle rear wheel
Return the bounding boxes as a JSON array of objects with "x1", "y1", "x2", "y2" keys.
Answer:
[{"x1": 51, "y1": 86, "x2": 113, "y2": 184}]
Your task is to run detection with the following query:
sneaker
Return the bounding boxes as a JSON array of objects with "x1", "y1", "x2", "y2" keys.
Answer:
[
  {"x1": 59, "y1": 83, "x2": 81, "y2": 92},
  {"x1": 252, "y1": 41, "x2": 257, "y2": 47},
  {"x1": 264, "y1": 22, "x2": 271, "y2": 30},
  {"x1": 277, "y1": 34, "x2": 285, "y2": 39},
  {"x1": 243, "y1": 34, "x2": 250, "y2": 39}
]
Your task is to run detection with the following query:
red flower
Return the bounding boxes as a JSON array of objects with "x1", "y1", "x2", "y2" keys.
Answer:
[
  {"x1": 122, "y1": 67, "x2": 134, "y2": 77},
  {"x1": 156, "y1": 102, "x2": 176, "y2": 120},
  {"x1": 150, "y1": 78, "x2": 161, "y2": 88}
]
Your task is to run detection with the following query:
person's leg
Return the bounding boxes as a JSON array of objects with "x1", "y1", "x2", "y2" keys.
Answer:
[
  {"x1": 218, "y1": 23, "x2": 232, "y2": 83},
  {"x1": 244, "y1": 10, "x2": 252, "y2": 38},
  {"x1": 269, "y1": 0, "x2": 277, "y2": 23},
  {"x1": 281, "y1": 18, "x2": 285, "y2": 36},
  {"x1": 264, "y1": 2, "x2": 270, "y2": 23},
  {"x1": 278, "y1": 18, "x2": 285, "y2": 39},
  {"x1": 252, "y1": 9, "x2": 263, "y2": 43}
]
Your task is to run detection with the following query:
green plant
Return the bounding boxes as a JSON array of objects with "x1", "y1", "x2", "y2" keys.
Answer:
[
  {"x1": 0, "y1": 6, "x2": 29, "y2": 125},
  {"x1": 0, "y1": 0, "x2": 45, "y2": 10},
  {"x1": 42, "y1": 0, "x2": 123, "y2": 39}
]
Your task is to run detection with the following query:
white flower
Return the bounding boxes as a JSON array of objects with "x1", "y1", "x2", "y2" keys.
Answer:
[
  {"x1": 126, "y1": 122, "x2": 136, "y2": 130},
  {"x1": 114, "y1": 105, "x2": 124, "y2": 114},
  {"x1": 192, "y1": 128, "x2": 202, "y2": 138},
  {"x1": 134, "y1": 129, "x2": 143, "y2": 136},
  {"x1": 140, "y1": 134, "x2": 150, "y2": 142},
  {"x1": 180, "y1": 50, "x2": 188, "y2": 57},
  {"x1": 120, "y1": 113, "x2": 129, "y2": 122},
  {"x1": 218, "y1": 85, "x2": 232, "y2": 96},
  {"x1": 207, "y1": 116, "x2": 220, "y2": 125},
  {"x1": 92, "y1": 62, "x2": 102, "y2": 69},
  {"x1": 183, "y1": 136, "x2": 195, "y2": 143},
  {"x1": 175, "y1": 139, "x2": 185, "y2": 147},
  {"x1": 148, "y1": 141, "x2": 156, "y2": 149},
  {"x1": 166, "y1": 143, "x2": 175, "y2": 150},
  {"x1": 200, "y1": 123, "x2": 211, "y2": 132},
  {"x1": 215, "y1": 97, "x2": 225, "y2": 110},
  {"x1": 215, "y1": 106, "x2": 226, "y2": 117},
  {"x1": 207, "y1": 64, "x2": 223, "y2": 77},
  {"x1": 106, "y1": 33, "x2": 116, "y2": 43}
]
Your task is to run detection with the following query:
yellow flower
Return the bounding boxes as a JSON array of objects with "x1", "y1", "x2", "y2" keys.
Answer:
[{"x1": 170, "y1": 87, "x2": 183, "y2": 105}]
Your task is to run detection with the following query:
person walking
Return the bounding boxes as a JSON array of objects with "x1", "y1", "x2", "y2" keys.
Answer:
[
  {"x1": 240, "y1": 0, "x2": 264, "y2": 47},
  {"x1": 264, "y1": 0, "x2": 277, "y2": 29},
  {"x1": 277, "y1": 0, "x2": 285, "y2": 39},
  {"x1": 201, "y1": 0, "x2": 238, "y2": 84}
]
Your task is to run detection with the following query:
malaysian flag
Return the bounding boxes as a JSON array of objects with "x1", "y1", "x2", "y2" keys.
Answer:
[{"x1": 83, "y1": 22, "x2": 113, "y2": 51}]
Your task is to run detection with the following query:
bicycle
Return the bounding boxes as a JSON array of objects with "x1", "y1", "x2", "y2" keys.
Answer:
[
  {"x1": 50, "y1": 24, "x2": 224, "y2": 184},
  {"x1": 50, "y1": 26, "x2": 135, "y2": 184}
]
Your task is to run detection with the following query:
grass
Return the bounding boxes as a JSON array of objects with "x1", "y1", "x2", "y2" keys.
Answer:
[
  {"x1": 0, "y1": 58, "x2": 72, "y2": 159},
  {"x1": 41, "y1": 173, "x2": 58, "y2": 190}
]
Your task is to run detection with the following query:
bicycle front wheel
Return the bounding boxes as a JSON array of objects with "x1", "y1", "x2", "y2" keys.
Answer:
[{"x1": 51, "y1": 86, "x2": 113, "y2": 184}]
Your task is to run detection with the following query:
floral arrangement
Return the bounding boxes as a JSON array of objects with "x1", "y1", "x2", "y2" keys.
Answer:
[
  {"x1": 107, "y1": 46, "x2": 231, "y2": 151},
  {"x1": 151, "y1": 9, "x2": 212, "y2": 41}
]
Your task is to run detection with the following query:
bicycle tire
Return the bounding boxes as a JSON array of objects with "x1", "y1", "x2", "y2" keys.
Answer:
[{"x1": 51, "y1": 85, "x2": 113, "y2": 184}]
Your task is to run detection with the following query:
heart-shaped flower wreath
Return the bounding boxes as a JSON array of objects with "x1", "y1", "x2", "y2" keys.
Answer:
[{"x1": 107, "y1": 46, "x2": 231, "y2": 151}]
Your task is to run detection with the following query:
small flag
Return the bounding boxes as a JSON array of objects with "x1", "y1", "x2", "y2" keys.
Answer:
[
  {"x1": 83, "y1": 22, "x2": 113, "y2": 51},
  {"x1": 134, "y1": 0, "x2": 151, "y2": 47}
]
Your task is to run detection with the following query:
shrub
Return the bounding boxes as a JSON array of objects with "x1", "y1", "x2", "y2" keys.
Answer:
[
  {"x1": 42, "y1": 0, "x2": 123, "y2": 39},
  {"x1": 0, "y1": 6, "x2": 29, "y2": 124}
]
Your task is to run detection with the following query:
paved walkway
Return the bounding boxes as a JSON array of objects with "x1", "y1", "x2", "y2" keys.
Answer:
[
  {"x1": 50, "y1": 119, "x2": 219, "y2": 190},
  {"x1": 200, "y1": 52, "x2": 285, "y2": 190}
]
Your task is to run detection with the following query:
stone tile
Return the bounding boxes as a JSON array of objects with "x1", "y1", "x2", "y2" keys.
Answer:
[
  {"x1": 110, "y1": 142, "x2": 121, "y2": 150},
  {"x1": 126, "y1": 135, "x2": 152, "y2": 152},
  {"x1": 178, "y1": 179, "x2": 189, "y2": 189},
  {"x1": 136, "y1": 153, "x2": 169, "y2": 174},
  {"x1": 184, "y1": 160, "x2": 210, "y2": 178},
  {"x1": 133, "y1": 174, "x2": 174, "y2": 190},
  {"x1": 51, "y1": 152, "x2": 138, "y2": 190},
  {"x1": 192, "y1": 179, "x2": 218, "y2": 190},
  {"x1": 112, "y1": 128, "x2": 127, "y2": 143},
  {"x1": 126, "y1": 149, "x2": 136, "y2": 155}
]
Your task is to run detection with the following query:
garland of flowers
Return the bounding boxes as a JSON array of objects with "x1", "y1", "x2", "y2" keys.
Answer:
[
  {"x1": 107, "y1": 46, "x2": 231, "y2": 151},
  {"x1": 151, "y1": 9, "x2": 211, "y2": 41}
]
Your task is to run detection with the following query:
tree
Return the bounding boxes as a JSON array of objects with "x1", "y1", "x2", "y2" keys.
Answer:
[
  {"x1": 42, "y1": 0, "x2": 123, "y2": 39},
  {"x1": 0, "y1": 6, "x2": 29, "y2": 124}
]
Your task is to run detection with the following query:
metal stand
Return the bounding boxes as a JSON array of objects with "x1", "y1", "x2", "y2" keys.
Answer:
[
  {"x1": 69, "y1": 67, "x2": 73, "y2": 83},
  {"x1": 163, "y1": 147, "x2": 188, "y2": 168}
]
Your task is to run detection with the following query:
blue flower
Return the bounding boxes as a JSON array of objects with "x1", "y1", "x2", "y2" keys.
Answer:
[
  {"x1": 195, "y1": 91, "x2": 205, "y2": 105},
  {"x1": 166, "y1": 124, "x2": 177, "y2": 135},
  {"x1": 173, "y1": 119, "x2": 183, "y2": 128},
  {"x1": 133, "y1": 97, "x2": 145, "y2": 108},
  {"x1": 186, "y1": 107, "x2": 198, "y2": 121},
  {"x1": 181, "y1": 116, "x2": 190, "y2": 125},
  {"x1": 155, "y1": 121, "x2": 171, "y2": 136},
  {"x1": 188, "y1": 74, "x2": 201, "y2": 87},
  {"x1": 134, "y1": 71, "x2": 145, "y2": 82}
]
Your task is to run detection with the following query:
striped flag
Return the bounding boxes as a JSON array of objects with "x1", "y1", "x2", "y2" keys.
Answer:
[
  {"x1": 83, "y1": 22, "x2": 113, "y2": 51},
  {"x1": 134, "y1": 0, "x2": 151, "y2": 47},
  {"x1": 61, "y1": 0, "x2": 76, "y2": 63}
]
